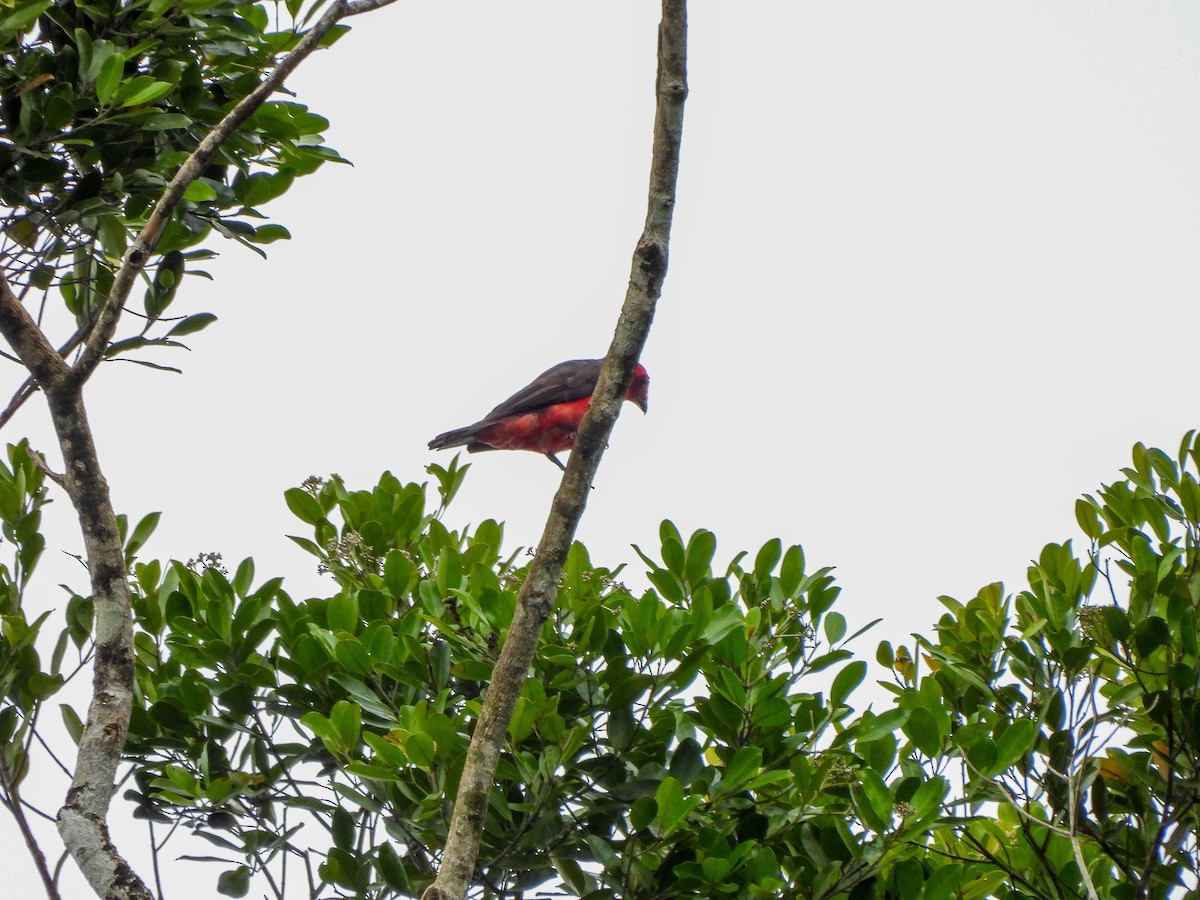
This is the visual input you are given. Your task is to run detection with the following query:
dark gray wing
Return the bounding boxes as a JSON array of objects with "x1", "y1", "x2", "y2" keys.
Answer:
[{"x1": 481, "y1": 359, "x2": 603, "y2": 422}]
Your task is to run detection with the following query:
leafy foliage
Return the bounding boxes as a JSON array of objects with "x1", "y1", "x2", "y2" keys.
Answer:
[
  {"x1": 0, "y1": 0, "x2": 345, "y2": 362},
  {"x1": 880, "y1": 431, "x2": 1200, "y2": 899},
  {"x1": 0, "y1": 441, "x2": 57, "y2": 791},
  {"x1": 8, "y1": 433, "x2": 1200, "y2": 897},
  {"x1": 119, "y1": 462, "x2": 916, "y2": 898}
]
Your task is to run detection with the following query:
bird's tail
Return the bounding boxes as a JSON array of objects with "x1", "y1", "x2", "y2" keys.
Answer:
[{"x1": 428, "y1": 424, "x2": 481, "y2": 451}]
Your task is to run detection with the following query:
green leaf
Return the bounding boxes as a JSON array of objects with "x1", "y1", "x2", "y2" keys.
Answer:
[
  {"x1": 661, "y1": 535, "x2": 685, "y2": 576},
  {"x1": 60, "y1": 705, "x2": 84, "y2": 745},
  {"x1": 216, "y1": 867, "x2": 250, "y2": 897},
  {"x1": 668, "y1": 738, "x2": 704, "y2": 786},
  {"x1": 854, "y1": 708, "x2": 910, "y2": 743},
  {"x1": 831, "y1": 660, "x2": 866, "y2": 706},
  {"x1": 909, "y1": 775, "x2": 948, "y2": 821},
  {"x1": 232, "y1": 558, "x2": 255, "y2": 597},
  {"x1": 857, "y1": 767, "x2": 893, "y2": 832},
  {"x1": 125, "y1": 511, "x2": 161, "y2": 561},
  {"x1": 902, "y1": 706, "x2": 942, "y2": 757},
  {"x1": 780, "y1": 544, "x2": 804, "y2": 596},
  {"x1": 993, "y1": 719, "x2": 1037, "y2": 772},
  {"x1": 330, "y1": 700, "x2": 361, "y2": 750},
  {"x1": 407, "y1": 732, "x2": 435, "y2": 769},
  {"x1": 1075, "y1": 498, "x2": 1102, "y2": 540},
  {"x1": 7, "y1": 218, "x2": 38, "y2": 249},
  {"x1": 754, "y1": 538, "x2": 782, "y2": 579},
  {"x1": 119, "y1": 80, "x2": 173, "y2": 107},
  {"x1": 141, "y1": 113, "x2": 193, "y2": 131},
  {"x1": 684, "y1": 529, "x2": 716, "y2": 587},
  {"x1": 247, "y1": 224, "x2": 291, "y2": 244},
  {"x1": 894, "y1": 859, "x2": 924, "y2": 899},
  {"x1": 164, "y1": 312, "x2": 217, "y2": 337},
  {"x1": 876, "y1": 640, "x2": 894, "y2": 668},
  {"x1": 377, "y1": 842, "x2": 409, "y2": 892},
  {"x1": 0, "y1": 0, "x2": 52, "y2": 33},
  {"x1": 182, "y1": 181, "x2": 217, "y2": 202},
  {"x1": 327, "y1": 593, "x2": 358, "y2": 633},
  {"x1": 238, "y1": 171, "x2": 296, "y2": 207},
  {"x1": 608, "y1": 704, "x2": 635, "y2": 749},
  {"x1": 720, "y1": 746, "x2": 762, "y2": 792},
  {"x1": 332, "y1": 807, "x2": 355, "y2": 850},
  {"x1": 654, "y1": 777, "x2": 690, "y2": 834},
  {"x1": 97, "y1": 216, "x2": 127, "y2": 260},
  {"x1": 553, "y1": 856, "x2": 587, "y2": 895},
  {"x1": 824, "y1": 610, "x2": 847, "y2": 645},
  {"x1": 285, "y1": 488, "x2": 325, "y2": 525},
  {"x1": 334, "y1": 639, "x2": 371, "y2": 674},
  {"x1": 96, "y1": 52, "x2": 124, "y2": 105},
  {"x1": 1134, "y1": 616, "x2": 1170, "y2": 658}
]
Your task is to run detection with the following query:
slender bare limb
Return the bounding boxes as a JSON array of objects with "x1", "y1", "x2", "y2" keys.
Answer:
[
  {"x1": 0, "y1": 758, "x2": 64, "y2": 900},
  {"x1": 0, "y1": 375, "x2": 40, "y2": 430},
  {"x1": 422, "y1": 3, "x2": 688, "y2": 898},
  {"x1": 25, "y1": 444, "x2": 66, "y2": 487},
  {"x1": 0, "y1": 318, "x2": 97, "y2": 431},
  {"x1": 0, "y1": 274, "x2": 68, "y2": 390},
  {"x1": 146, "y1": 821, "x2": 165, "y2": 900}
]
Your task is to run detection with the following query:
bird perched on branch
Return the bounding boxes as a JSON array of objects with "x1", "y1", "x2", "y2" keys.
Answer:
[{"x1": 428, "y1": 358, "x2": 649, "y2": 470}]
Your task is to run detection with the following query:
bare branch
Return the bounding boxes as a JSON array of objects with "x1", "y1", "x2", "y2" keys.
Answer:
[
  {"x1": 422, "y1": 2, "x2": 688, "y2": 898},
  {"x1": 0, "y1": 319, "x2": 100, "y2": 431},
  {"x1": 0, "y1": 272, "x2": 68, "y2": 392},
  {"x1": 24, "y1": 444, "x2": 65, "y2": 488},
  {"x1": 1, "y1": 757, "x2": 64, "y2": 900},
  {"x1": 0, "y1": 377, "x2": 40, "y2": 430}
]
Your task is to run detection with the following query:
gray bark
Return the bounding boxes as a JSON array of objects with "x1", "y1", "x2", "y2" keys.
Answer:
[{"x1": 422, "y1": 2, "x2": 689, "y2": 898}]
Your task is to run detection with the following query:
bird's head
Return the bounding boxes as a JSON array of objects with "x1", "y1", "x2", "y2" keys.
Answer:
[{"x1": 626, "y1": 363, "x2": 649, "y2": 413}]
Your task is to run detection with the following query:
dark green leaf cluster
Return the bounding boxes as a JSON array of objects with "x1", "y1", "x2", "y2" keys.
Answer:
[
  {"x1": 10, "y1": 434, "x2": 1200, "y2": 898},
  {"x1": 1, "y1": 0, "x2": 343, "y2": 348},
  {"x1": 110, "y1": 462, "x2": 949, "y2": 899},
  {"x1": 878, "y1": 431, "x2": 1200, "y2": 899},
  {"x1": 0, "y1": 441, "x2": 66, "y2": 790}
]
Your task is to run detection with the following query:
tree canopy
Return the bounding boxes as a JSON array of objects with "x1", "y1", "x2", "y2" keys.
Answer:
[{"x1": 5, "y1": 433, "x2": 1200, "y2": 897}]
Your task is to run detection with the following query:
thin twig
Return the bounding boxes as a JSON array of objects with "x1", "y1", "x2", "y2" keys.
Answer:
[
  {"x1": 0, "y1": 308, "x2": 101, "y2": 431},
  {"x1": 0, "y1": 759, "x2": 64, "y2": 900},
  {"x1": 23, "y1": 444, "x2": 65, "y2": 487},
  {"x1": 148, "y1": 819, "x2": 166, "y2": 900},
  {"x1": 30, "y1": 728, "x2": 74, "y2": 779}
]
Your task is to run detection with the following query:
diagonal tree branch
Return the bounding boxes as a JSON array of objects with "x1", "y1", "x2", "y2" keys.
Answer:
[
  {"x1": 69, "y1": 0, "x2": 399, "y2": 387},
  {"x1": 0, "y1": 756, "x2": 64, "y2": 900},
  {"x1": 0, "y1": 320, "x2": 96, "y2": 431},
  {"x1": 422, "y1": 3, "x2": 688, "y2": 898},
  {"x1": 0, "y1": 273, "x2": 69, "y2": 391}
]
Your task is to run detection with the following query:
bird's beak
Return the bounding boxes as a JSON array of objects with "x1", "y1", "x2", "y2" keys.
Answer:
[{"x1": 634, "y1": 395, "x2": 648, "y2": 414}]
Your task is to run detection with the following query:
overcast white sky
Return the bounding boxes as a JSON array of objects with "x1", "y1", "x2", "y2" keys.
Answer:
[{"x1": 8, "y1": 3, "x2": 1200, "y2": 896}]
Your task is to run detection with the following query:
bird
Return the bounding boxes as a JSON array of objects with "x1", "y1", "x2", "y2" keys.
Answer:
[{"x1": 428, "y1": 358, "x2": 649, "y2": 470}]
